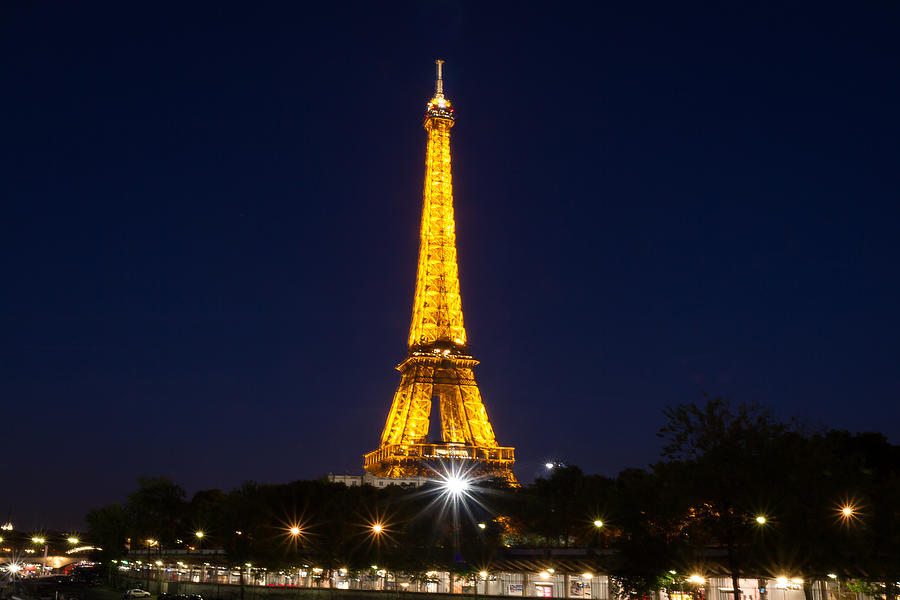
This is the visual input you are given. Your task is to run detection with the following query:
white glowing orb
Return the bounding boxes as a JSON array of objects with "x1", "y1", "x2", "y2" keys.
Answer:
[{"x1": 442, "y1": 474, "x2": 471, "y2": 497}]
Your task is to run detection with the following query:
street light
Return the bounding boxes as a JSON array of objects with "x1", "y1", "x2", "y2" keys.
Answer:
[
  {"x1": 593, "y1": 520, "x2": 603, "y2": 528},
  {"x1": 371, "y1": 523, "x2": 384, "y2": 534},
  {"x1": 67, "y1": 537, "x2": 80, "y2": 544},
  {"x1": 440, "y1": 474, "x2": 471, "y2": 499},
  {"x1": 195, "y1": 531, "x2": 204, "y2": 539}
]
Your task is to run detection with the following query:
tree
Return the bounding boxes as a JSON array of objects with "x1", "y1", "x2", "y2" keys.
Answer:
[
  {"x1": 127, "y1": 476, "x2": 187, "y2": 547},
  {"x1": 85, "y1": 502, "x2": 130, "y2": 566},
  {"x1": 657, "y1": 397, "x2": 789, "y2": 600}
]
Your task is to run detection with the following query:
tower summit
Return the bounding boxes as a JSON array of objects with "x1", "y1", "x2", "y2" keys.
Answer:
[{"x1": 363, "y1": 61, "x2": 516, "y2": 484}]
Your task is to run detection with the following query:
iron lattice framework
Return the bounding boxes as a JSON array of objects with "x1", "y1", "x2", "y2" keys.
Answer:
[{"x1": 364, "y1": 61, "x2": 516, "y2": 484}]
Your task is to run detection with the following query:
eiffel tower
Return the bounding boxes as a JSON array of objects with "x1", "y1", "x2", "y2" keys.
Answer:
[{"x1": 363, "y1": 61, "x2": 516, "y2": 484}]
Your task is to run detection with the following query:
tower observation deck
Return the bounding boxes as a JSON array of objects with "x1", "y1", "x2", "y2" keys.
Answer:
[{"x1": 363, "y1": 61, "x2": 516, "y2": 484}]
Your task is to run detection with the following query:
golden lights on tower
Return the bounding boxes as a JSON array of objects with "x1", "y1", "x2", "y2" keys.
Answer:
[{"x1": 363, "y1": 61, "x2": 515, "y2": 483}]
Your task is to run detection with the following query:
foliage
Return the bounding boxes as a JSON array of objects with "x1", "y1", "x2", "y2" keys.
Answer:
[{"x1": 84, "y1": 397, "x2": 900, "y2": 589}]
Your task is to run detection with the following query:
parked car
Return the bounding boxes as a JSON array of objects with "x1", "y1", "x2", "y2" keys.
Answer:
[{"x1": 124, "y1": 590, "x2": 152, "y2": 598}]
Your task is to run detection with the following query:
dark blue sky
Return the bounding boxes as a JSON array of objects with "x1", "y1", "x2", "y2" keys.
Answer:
[{"x1": 3, "y1": 1, "x2": 899, "y2": 530}]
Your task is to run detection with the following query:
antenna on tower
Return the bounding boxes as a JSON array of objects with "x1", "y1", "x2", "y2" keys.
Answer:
[{"x1": 435, "y1": 59, "x2": 445, "y2": 97}]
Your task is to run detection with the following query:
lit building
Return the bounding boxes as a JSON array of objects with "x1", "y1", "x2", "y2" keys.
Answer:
[{"x1": 363, "y1": 60, "x2": 516, "y2": 484}]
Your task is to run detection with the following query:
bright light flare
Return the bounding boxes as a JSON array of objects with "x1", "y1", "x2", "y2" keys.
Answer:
[
  {"x1": 441, "y1": 474, "x2": 471, "y2": 497},
  {"x1": 688, "y1": 575, "x2": 706, "y2": 585},
  {"x1": 593, "y1": 520, "x2": 603, "y2": 528},
  {"x1": 6, "y1": 563, "x2": 22, "y2": 573},
  {"x1": 195, "y1": 531, "x2": 204, "y2": 539},
  {"x1": 360, "y1": 516, "x2": 394, "y2": 548},
  {"x1": 479, "y1": 571, "x2": 488, "y2": 579},
  {"x1": 31, "y1": 537, "x2": 45, "y2": 544},
  {"x1": 841, "y1": 506, "x2": 854, "y2": 517},
  {"x1": 289, "y1": 527, "x2": 301, "y2": 536},
  {"x1": 755, "y1": 515, "x2": 767, "y2": 524},
  {"x1": 67, "y1": 537, "x2": 80, "y2": 544}
]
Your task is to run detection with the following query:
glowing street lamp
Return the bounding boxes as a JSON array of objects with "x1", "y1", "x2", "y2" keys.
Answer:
[
  {"x1": 755, "y1": 515, "x2": 767, "y2": 525},
  {"x1": 688, "y1": 575, "x2": 706, "y2": 585},
  {"x1": 593, "y1": 520, "x2": 603, "y2": 528},
  {"x1": 841, "y1": 505, "x2": 854, "y2": 518},
  {"x1": 195, "y1": 531, "x2": 204, "y2": 539},
  {"x1": 289, "y1": 527, "x2": 301, "y2": 536},
  {"x1": 67, "y1": 537, "x2": 80, "y2": 544},
  {"x1": 441, "y1": 474, "x2": 471, "y2": 498},
  {"x1": 31, "y1": 537, "x2": 45, "y2": 544},
  {"x1": 477, "y1": 522, "x2": 486, "y2": 530},
  {"x1": 371, "y1": 523, "x2": 384, "y2": 534}
]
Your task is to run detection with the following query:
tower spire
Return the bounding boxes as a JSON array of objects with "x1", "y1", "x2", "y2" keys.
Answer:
[{"x1": 435, "y1": 59, "x2": 444, "y2": 97}]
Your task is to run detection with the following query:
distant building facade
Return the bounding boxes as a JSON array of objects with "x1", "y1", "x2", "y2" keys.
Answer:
[{"x1": 326, "y1": 472, "x2": 430, "y2": 488}]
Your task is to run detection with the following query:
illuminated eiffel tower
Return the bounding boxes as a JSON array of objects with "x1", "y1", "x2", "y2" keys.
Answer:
[{"x1": 363, "y1": 61, "x2": 516, "y2": 484}]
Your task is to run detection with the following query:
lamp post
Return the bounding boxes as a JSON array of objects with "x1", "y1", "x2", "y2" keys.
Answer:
[
  {"x1": 193, "y1": 531, "x2": 204, "y2": 582},
  {"x1": 145, "y1": 539, "x2": 157, "y2": 591},
  {"x1": 370, "y1": 524, "x2": 384, "y2": 590},
  {"x1": 287, "y1": 526, "x2": 302, "y2": 587},
  {"x1": 31, "y1": 537, "x2": 48, "y2": 575}
]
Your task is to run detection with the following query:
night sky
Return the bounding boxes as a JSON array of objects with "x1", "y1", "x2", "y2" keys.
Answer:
[{"x1": 3, "y1": 2, "x2": 900, "y2": 530}]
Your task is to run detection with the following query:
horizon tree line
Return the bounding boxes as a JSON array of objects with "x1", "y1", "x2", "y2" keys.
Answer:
[{"x1": 82, "y1": 397, "x2": 900, "y2": 600}]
